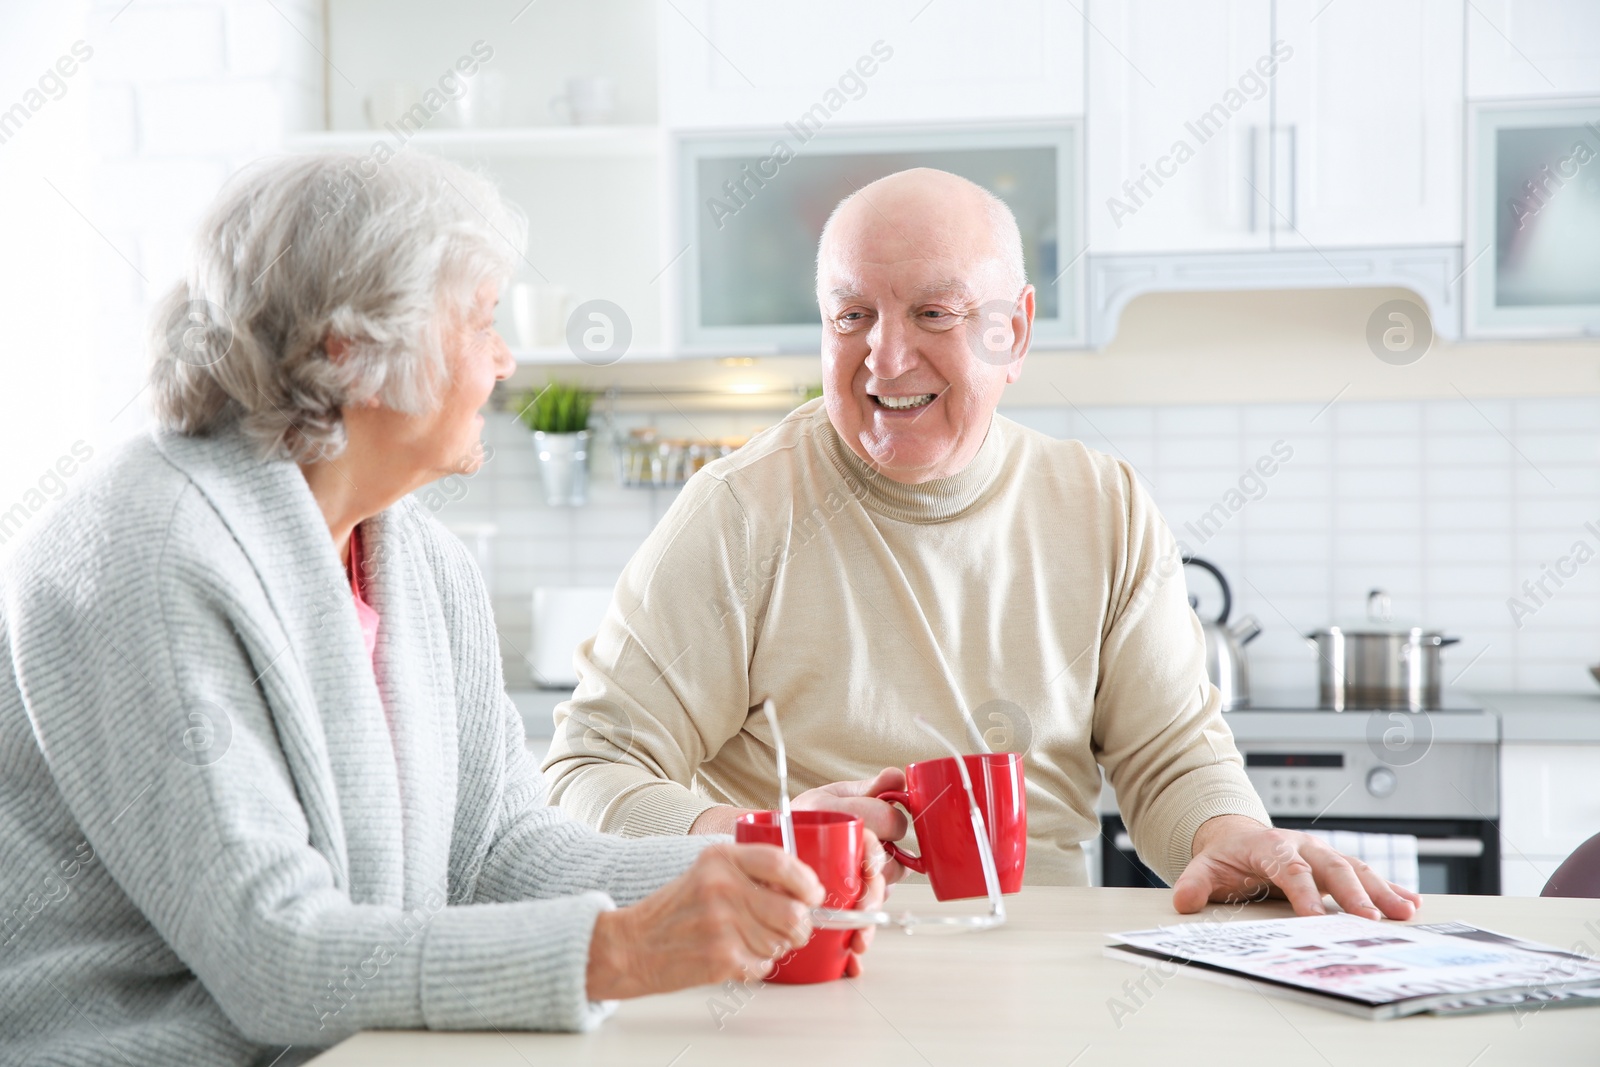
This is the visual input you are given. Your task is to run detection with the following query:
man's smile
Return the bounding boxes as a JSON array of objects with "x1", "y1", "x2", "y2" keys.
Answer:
[{"x1": 872, "y1": 393, "x2": 937, "y2": 411}]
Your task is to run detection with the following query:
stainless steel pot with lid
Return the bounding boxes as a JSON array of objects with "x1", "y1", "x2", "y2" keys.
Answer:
[{"x1": 1307, "y1": 589, "x2": 1460, "y2": 710}]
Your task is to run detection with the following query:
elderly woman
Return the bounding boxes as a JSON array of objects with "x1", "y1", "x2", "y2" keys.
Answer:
[{"x1": 0, "y1": 152, "x2": 881, "y2": 1065}]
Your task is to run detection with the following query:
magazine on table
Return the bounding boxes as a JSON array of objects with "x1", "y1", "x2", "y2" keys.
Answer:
[{"x1": 1104, "y1": 914, "x2": 1600, "y2": 1020}]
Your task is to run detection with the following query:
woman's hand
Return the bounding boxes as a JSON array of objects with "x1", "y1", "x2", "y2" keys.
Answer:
[
  {"x1": 844, "y1": 829, "x2": 889, "y2": 977},
  {"x1": 586, "y1": 843, "x2": 824, "y2": 1000}
]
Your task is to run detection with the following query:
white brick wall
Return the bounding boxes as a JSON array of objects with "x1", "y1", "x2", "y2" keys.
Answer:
[
  {"x1": 86, "y1": 0, "x2": 325, "y2": 433},
  {"x1": 442, "y1": 396, "x2": 1600, "y2": 695}
]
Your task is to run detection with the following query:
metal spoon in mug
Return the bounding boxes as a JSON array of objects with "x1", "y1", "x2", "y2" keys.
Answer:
[
  {"x1": 762, "y1": 700, "x2": 1005, "y2": 933},
  {"x1": 761, "y1": 699, "x2": 797, "y2": 859}
]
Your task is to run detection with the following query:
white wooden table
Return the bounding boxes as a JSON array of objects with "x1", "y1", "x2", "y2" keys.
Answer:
[{"x1": 308, "y1": 886, "x2": 1600, "y2": 1066}]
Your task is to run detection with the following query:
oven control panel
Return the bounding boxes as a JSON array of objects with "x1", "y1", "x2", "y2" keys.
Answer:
[
  {"x1": 1256, "y1": 770, "x2": 1330, "y2": 814},
  {"x1": 1238, "y1": 745, "x2": 1497, "y2": 819}
]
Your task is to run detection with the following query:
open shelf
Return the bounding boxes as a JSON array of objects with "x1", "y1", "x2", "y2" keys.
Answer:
[{"x1": 284, "y1": 124, "x2": 660, "y2": 157}]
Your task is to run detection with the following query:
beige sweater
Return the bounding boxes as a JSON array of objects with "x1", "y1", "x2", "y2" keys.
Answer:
[{"x1": 544, "y1": 400, "x2": 1269, "y2": 885}]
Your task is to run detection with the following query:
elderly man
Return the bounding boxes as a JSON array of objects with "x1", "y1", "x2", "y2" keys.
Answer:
[{"x1": 545, "y1": 168, "x2": 1419, "y2": 921}]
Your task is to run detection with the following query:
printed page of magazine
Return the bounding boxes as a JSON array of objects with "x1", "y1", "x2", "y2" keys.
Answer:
[{"x1": 1106, "y1": 915, "x2": 1600, "y2": 1017}]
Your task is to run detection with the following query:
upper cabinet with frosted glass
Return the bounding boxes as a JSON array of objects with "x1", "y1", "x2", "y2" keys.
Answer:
[
  {"x1": 658, "y1": 0, "x2": 1086, "y2": 350},
  {"x1": 1465, "y1": 1, "x2": 1600, "y2": 337}
]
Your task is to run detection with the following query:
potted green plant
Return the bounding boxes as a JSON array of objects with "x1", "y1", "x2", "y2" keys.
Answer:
[{"x1": 516, "y1": 382, "x2": 595, "y2": 506}]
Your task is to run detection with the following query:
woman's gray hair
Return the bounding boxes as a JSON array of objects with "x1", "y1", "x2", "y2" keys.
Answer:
[{"x1": 149, "y1": 151, "x2": 526, "y2": 462}]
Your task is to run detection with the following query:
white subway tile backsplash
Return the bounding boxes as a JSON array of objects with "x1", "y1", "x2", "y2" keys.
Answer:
[
  {"x1": 1157, "y1": 405, "x2": 1241, "y2": 436},
  {"x1": 1507, "y1": 627, "x2": 1600, "y2": 658},
  {"x1": 1507, "y1": 594, "x2": 1600, "y2": 627},
  {"x1": 1259, "y1": 466, "x2": 1334, "y2": 500},
  {"x1": 1423, "y1": 433, "x2": 1512, "y2": 466},
  {"x1": 1424, "y1": 531, "x2": 1514, "y2": 563},
  {"x1": 1252, "y1": 434, "x2": 1331, "y2": 467},
  {"x1": 1246, "y1": 533, "x2": 1333, "y2": 562},
  {"x1": 1425, "y1": 465, "x2": 1513, "y2": 498},
  {"x1": 1427, "y1": 564, "x2": 1517, "y2": 595},
  {"x1": 1426, "y1": 596, "x2": 1520, "y2": 628},
  {"x1": 1334, "y1": 402, "x2": 1421, "y2": 434},
  {"x1": 1158, "y1": 437, "x2": 1244, "y2": 469},
  {"x1": 1002, "y1": 407, "x2": 1072, "y2": 438},
  {"x1": 1515, "y1": 498, "x2": 1598, "y2": 528},
  {"x1": 1072, "y1": 406, "x2": 1155, "y2": 438},
  {"x1": 1423, "y1": 399, "x2": 1513, "y2": 433},
  {"x1": 1428, "y1": 500, "x2": 1514, "y2": 529},
  {"x1": 1235, "y1": 565, "x2": 1328, "y2": 595},
  {"x1": 1244, "y1": 499, "x2": 1335, "y2": 531},
  {"x1": 1336, "y1": 435, "x2": 1421, "y2": 466},
  {"x1": 1514, "y1": 662, "x2": 1599, "y2": 691},
  {"x1": 1515, "y1": 464, "x2": 1600, "y2": 498},
  {"x1": 1453, "y1": 659, "x2": 1515, "y2": 690},
  {"x1": 1336, "y1": 466, "x2": 1423, "y2": 499},
  {"x1": 1243, "y1": 404, "x2": 1326, "y2": 434},
  {"x1": 1515, "y1": 434, "x2": 1600, "y2": 467},
  {"x1": 1334, "y1": 500, "x2": 1424, "y2": 530},
  {"x1": 1332, "y1": 564, "x2": 1423, "y2": 603},
  {"x1": 1514, "y1": 397, "x2": 1600, "y2": 431}
]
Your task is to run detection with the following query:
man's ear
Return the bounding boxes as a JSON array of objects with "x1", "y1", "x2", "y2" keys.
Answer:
[{"x1": 1005, "y1": 285, "x2": 1035, "y2": 384}]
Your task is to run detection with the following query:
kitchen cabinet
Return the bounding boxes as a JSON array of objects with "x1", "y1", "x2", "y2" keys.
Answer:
[
  {"x1": 1499, "y1": 742, "x2": 1600, "y2": 895},
  {"x1": 1464, "y1": 99, "x2": 1600, "y2": 338},
  {"x1": 1086, "y1": 0, "x2": 1272, "y2": 253},
  {"x1": 1467, "y1": 0, "x2": 1600, "y2": 99},
  {"x1": 1088, "y1": 0, "x2": 1462, "y2": 252},
  {"x1": 658, "y1": 0, "x2": 1084, "y2": 129},
  {"x1": 1273, "y1": 0, "x2": 1463, "y2": 248}
]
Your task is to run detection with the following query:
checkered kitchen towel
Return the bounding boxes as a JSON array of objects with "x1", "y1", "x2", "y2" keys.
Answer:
[{"x1": 1303, "y1": 829, "x2": 1421, "y2": 893}]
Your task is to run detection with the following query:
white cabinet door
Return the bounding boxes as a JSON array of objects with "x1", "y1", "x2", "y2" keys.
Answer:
[
  {"x1": 1087, "y1": 0, "x2": 1274, "y2": 253},
  {"x1": 659, "y1": 0, "x2": 1083, "y2": 129},
  {"x1": 1467, "y1": 0, "x2": 1600, "y2": 99},
  {"x1": 1500, "y1": 744, "x2": 1600, "y2": 867},
  {"x1": 1273, "y1": 0, "x2": 1464, "y2": 248},
  {"x1": 1500, "y1": 855, "x2": 1564, "y2": 897}
]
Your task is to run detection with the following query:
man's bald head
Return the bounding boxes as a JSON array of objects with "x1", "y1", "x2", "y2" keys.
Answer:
[
  {"x1": 812, "y1": 167, "x2": 1036, "y2": 485},
  {"x1": 815, "y1": 168, "x2": 1026, "y2": 300}
]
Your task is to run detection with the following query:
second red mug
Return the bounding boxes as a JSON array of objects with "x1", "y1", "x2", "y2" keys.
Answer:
[{"x1": 875, "y1": 752, "x2": 1027, "y2": 901}]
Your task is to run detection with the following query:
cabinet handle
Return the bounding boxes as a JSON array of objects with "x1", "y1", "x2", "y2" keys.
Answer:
[
  {"x1": 1248, "y1": 125, "x2": 1259, "y2": 233},
  {"x1": 1287, "y1": 123, "x2": 1297, "y2": 232},
  {"x1": 1415, "y1": 838, "x2": 1485, "y2": 858}
]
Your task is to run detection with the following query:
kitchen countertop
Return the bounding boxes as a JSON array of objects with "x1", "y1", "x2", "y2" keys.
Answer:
[
  {"x1": 1469, "y1": 690, "x2": 1600, "y2": 744},
  {"x1": 514, "y1": 688, "x2": 1600, "y2": 746},
  {"x1": 509, "y1": 687, "x2": 566, "y2": 741},
  {"x1": 306, "y1": 885, "x2": 1599, "y2": 1066}
]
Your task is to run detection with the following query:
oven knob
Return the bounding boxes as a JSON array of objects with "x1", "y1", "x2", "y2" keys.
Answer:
[{"x1": 1366, "y1": 767, "x2": 1398, "y2": 798}]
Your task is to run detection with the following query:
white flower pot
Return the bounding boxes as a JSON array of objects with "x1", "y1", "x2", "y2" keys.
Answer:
[{"x1": 533, "y1": 430, "x2": 590, "y2": 506}]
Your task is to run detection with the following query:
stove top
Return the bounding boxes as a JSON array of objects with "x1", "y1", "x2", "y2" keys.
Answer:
[{"x1": 1235, "y1": 688, "x2": 1485, "y2": 714}]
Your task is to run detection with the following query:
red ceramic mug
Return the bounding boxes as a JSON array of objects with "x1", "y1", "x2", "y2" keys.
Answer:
[
  {"x1": 734, "y1": 809, "x2": 865, "y2": 984},
  {"x1": 874, "y1": 752, "x2": 1027, "y2": 901}
]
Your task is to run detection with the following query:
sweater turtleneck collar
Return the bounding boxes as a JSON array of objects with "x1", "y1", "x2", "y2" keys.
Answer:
[{"x1": 818, "y1": 405, "x2": 1007, "y2": 524}]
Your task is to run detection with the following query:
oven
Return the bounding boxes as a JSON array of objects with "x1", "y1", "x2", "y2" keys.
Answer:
[{"x1": 1097, "y1": 693, "x2": 1501, "y2": 895}]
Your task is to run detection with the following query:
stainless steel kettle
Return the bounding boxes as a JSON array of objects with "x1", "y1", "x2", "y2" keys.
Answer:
[{"x1": 1183, "y1": 557, "x2": 1261, "y2": 710}]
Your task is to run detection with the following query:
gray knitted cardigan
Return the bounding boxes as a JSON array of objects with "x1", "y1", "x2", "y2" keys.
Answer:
[{"x1": 0, "y1": 426, "x2": 706, "y2": 1065}]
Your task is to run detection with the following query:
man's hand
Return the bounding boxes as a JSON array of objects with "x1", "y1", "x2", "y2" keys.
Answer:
[
  {"x1": 1172, "y1": 814, "x2": 1422, "y2": 920},
  {"x1": 795, "y1": 767, "x2": 910, "y2": 884}
]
